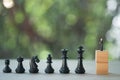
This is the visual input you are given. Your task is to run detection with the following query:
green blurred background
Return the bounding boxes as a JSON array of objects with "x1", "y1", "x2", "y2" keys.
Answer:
[{"x1": 0, "y1": 0, "x2": 120, "y2": 60}]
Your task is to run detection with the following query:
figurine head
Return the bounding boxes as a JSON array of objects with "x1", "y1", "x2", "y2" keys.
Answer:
[
  {"x1": 77, "y1": 46, "x2": 84, "y2": 54},
  {"x1": 34, "y1": 56, "x2": 40, "y2": 63},
  {"x1": 17, "y1": 56, "x2": 23, "y2": 62},
  {"x1": 5, "y1": 59, "x2": 10, "y2": 65},
  {"x1": 61, "y1": 49, "x2": 68, "y2": 55}
]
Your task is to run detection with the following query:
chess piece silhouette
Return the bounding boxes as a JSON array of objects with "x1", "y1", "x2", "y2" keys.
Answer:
[
  {"x1": 3, "y1": 59, "x2": 12, "y2": 73},
  {"x1": 45, "y1": 54, "x2": 54, "y2": 73},
  {"x1": 75, "y1": 46, "x2": 85, "y2": 74},
  {"x1": 15, "y1": 56, "x2": 25, "y2": 73},
  {"x1": 29, "y1": 56, "x2": 40, "y2": 73},
  {"x1": 59, "y1": 49, "x2": 70, "y2": 74}
]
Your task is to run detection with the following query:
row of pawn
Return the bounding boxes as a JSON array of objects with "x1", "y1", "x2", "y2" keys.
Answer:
[{"x1": 3, "y1": 46, "x2": 85, "y2": 74}]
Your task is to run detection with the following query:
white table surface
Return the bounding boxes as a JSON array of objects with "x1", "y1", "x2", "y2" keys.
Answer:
[{"x1": 0, "y1": 60, "x2": 120, "y2": 80}]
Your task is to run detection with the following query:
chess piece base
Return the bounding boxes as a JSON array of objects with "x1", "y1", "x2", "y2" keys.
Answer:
[
  {"x1": 45, "y1": 65, "x2": 54, "y2": 73},
  {"x1": 29, "y1": 68, "x2": 39, "y2": 73},
  {"x1": 3, "y1": 66, "x2": 12, "y2": 73},
  {"x1": 59, "y1": 66, "x2": 70, "y2": 74},
  {"x1": 75, "y1": 67, "x2": 85, "y2": 74},
  {"x1": 15, "y1": 68, "x2": 25, "y2": 73}
]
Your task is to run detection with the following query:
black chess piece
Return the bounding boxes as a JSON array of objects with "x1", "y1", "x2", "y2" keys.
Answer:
[
  {"x1": 45, "y1": 54, "x2": 54, "y2": 73},
  {"x1": 99, "y1": 38, "x2": 103, "y2": 51},
  {"x1": 15, "y1": 56, "x2": 25, "y2": 73},
  {"x1": 3, "y1": 59, "x2": 12, "y2": 73},
  {"x1": 75, "y1": 46, "x2": 85, "y2": 74},
  {"x1": 29, "y1": 56, "x2": 40, "y2": 73},
  {"x1": 59, "y1": 49, "x2": 70, "y2": 74}
]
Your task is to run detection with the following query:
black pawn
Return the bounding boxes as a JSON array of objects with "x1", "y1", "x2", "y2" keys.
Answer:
[
  {"x1": 59, "y1": 49, "x2": 70, "y2": 74},
  {"x1": 3, "y1": 59, "x2": 12, "y2": 73},
  {"x1": 45, "y1": 54, "x2": 54, "y2": 73},
  {"x1": 29, "y1": 56, "x2": 40, "y2": 73},
  {"x1": 15, "y1": 56, "x2": 25, "y2": 73},
  {"x1": 75, "y1": 46, "x2": 85, "y2": 74}
]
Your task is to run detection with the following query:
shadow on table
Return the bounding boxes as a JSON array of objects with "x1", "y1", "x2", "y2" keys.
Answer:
[
  {"x1": 107, "y1": 73, "x2": 120, "y2": 77},
  {"x1": 82, "y1": 73, "x2": 120, "y2": 77}
]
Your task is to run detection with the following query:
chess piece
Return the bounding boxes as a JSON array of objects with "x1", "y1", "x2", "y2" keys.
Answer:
[
  {"x1": 45, "y1": 54, "x2": 54, "y2": 73},
  {"x1": 75, "y1": 46, "x2": 85, "y2": 74},
  {"x1": 95, "y1": 38, "x2": 108, "y2": 74},
  {"x1": 59, "y1": 49, "x2": 70, "y2": 74},
  {"x1": 29, "y1": 56, "x2": 40, "y2": 73},
  {"x1": 15, "y1": 56, "x2": 25, "y2": 73},
  {"x1": 3, "y1": 59, "x2": 12, "y2": 73}
]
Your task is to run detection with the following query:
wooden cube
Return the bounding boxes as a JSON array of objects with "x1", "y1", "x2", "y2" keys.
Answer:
[
  {"x1": 95, "y1": 50, "x2": 108, "y2": 75},
  {"x1": 96, "y1": 62, "x2": 108, "y2": 74},
  {"x1": 95, "y1": 50, "x2": 108, "y2": 63}
]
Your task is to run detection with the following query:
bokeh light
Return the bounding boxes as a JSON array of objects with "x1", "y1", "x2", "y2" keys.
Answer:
[{"x1": 3, "y1": 0, "x2": 14, "y2": 9}]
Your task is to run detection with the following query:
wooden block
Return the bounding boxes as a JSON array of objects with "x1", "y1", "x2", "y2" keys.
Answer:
[
  {"x1": 95, "y1": 50, "x2": 108, "y2": 74},
  {"x1": 96, "y1": 62, "x2": 108, "y2": 75},
  {"x1": 95, "y1": 50, "x2": 108, "y2": 63}
]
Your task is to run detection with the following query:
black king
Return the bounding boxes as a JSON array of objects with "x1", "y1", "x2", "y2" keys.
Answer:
[
  {"x1": 75, "y1": 46, "x2": 85, "y2": 74},
  {"x1": 59, "y1": 49, "x2": 70, "y2": 73}
]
